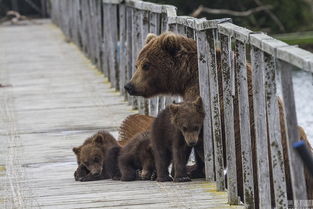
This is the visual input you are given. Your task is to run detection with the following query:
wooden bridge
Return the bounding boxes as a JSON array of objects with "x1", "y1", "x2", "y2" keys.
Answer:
[
  {"x1": 1, "y1": 0, "x2": 313, "y2": 208},
  {"x1": 0, "y1": 19, "x2": 244, "y2": 208}
]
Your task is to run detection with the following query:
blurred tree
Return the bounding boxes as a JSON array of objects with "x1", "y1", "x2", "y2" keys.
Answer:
[{"x1": 145, "y1": 0, "x2": 313, "y2": 33}]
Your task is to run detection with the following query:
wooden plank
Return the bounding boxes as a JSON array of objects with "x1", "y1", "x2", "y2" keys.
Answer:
[
  {"x1": 119, "y1": 4, "x2": 127, "y2": 99},
  {"x1": 148, "y1": 12, "x2": 159, "y2": 117},
  {"x1": 109, "y1": 4, "x2": 119, "y2": 90},
  {"x1": 250, "y1": 45, "x2": 271, "y2": 209},
  {"x1": 196, "y1": 30, "x2": 215, "y2": 181},
  {"x1": 219, "y1": 33, "x2": 239, "y2": 205},
  {"x1": 131, "y1": 8, "x2": 139, "y2": 109},
  {"x1": 206, "y1": 30, "x2": 225, "y2": 191},
  {"x1": 264, "y1": 53, "x2": 288, "y2": 209},
  {"x1": 126, "y1": 6, "x2": 134, "y2": 106},
  {"x1": 177, "y1": 24, "x2": 186, "y2": 36},
  {"x1": 278, "y1": 60, "x2": 308, "y2": 201},
  {"x1": 234, "y1": 40, "x2": 255, "y2": 208},
  {"x1": 102, "y1": 3, "x2": 110, "y2": 78},
  {"x1": 137, "y1": 10, "x2": 148, "y2": 115}
]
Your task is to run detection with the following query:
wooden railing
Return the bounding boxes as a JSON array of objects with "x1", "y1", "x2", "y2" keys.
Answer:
[{"x1": 50, "y1": 0, "x2": 312, "y2": 208}]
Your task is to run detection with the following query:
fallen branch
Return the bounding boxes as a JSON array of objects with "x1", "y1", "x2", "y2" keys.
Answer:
[{"x1": 191, "y1": 5, "x2": 273, "y2": 17}]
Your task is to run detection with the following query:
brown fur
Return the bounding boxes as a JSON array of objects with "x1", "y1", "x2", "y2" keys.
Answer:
[
  {"x1": 118, "y1": 114, "x2": 155, "y2": 146},
  {"x1": 125, "y1": 32, "x2": 312, "y2": 202},
  {"x1": 151, "y1": 97, "x2": 205, "y2": 182},
  {"x1": 72, "y1": 130, "x2": 119, "y2": 181},
  {"x1": 118, "y1": 131, "x2": 155, "y2": 181}
]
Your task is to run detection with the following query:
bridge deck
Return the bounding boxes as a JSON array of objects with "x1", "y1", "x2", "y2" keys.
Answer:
[{"x1": 0, "y1": 20, "x2": 244, "y2": 209}]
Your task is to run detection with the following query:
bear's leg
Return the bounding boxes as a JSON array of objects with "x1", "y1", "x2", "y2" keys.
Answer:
[
  {"x1": 119, "y1": 155, "x2": 137, "y2": 181},
  {"x1": 172, "y1": 145, "x2": 191, "y2": 182},
  {"x1": 171, "y1": 146, "x2": 192, "y2": 177},
  {"x1": 154, "y1": 148, "x2": 172, "y2": 182},
  {"x1": 188, "y1": 143, "x2": 205, "y2": 178},
  {"x1": 139, "y1": 159, "x2": 155, "y2": 180},
  {"x1": 105, "y1": 146, "x2": 121, "y2": 180}
]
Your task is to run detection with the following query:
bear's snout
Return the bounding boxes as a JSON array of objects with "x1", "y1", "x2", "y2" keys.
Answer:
[
  {"x1": 124, "y1": 83, "x2": 136, "y2": 95},
  {"x1": 183, "y1": 132, "x2": 199, "y2": 147},
  {"x1": 188, "y1": 142, "x2": 196, "y2": 147}
]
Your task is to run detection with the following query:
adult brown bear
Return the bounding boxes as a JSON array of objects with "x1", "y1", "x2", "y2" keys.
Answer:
[{"x1": 124, "y1": 32, "x2": 312, "y2": 201}]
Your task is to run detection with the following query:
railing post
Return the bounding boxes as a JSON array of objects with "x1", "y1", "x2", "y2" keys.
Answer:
[
  {"x1": 219, "y1": 33, "x2": 239, "y2": 205},
  {"x1": 278, "y1": 59, "x2": 308, "y2": 201},
  {"x1": 119, "y1": 3, "x2": 127, "y2": 99},
  {"x1": 250, "y1": 43, "x2": 271, "y2": 209},
  {"x1": 148, "y1": 12, "x2": 160, "y2": 117},
  {"x1": 234, "y1": 38, "x2": 255, "y2": 208},
  {"x1": 196, "y1": 30, "x2": 215, "y2": 182}
]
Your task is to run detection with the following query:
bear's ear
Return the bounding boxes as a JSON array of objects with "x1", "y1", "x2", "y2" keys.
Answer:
[
  {"x1": 193, "y1": 96, "x2": 203, "y2": 107},
  {"x1": 169, "y1": 104, "x2": 180, "y2": 115},
  {"x1": 93, "y1": 134, "x2": 104, "y2": 145},
  {"x1": 160, "y1": 32, "x2": 180, "y2": 56},
  {"x1": 193, "y1": 96, "x2": 204, "y2": 114},
  {"x1": 145, "y1": 33, "x2": 157, "y2": 44},
  {"x1": 72, "y1": 147, "x2": 81, "y2": 155}
]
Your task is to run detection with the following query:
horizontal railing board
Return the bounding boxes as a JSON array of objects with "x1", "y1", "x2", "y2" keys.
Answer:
[
  {"x1": 218, "y1": 22, "x2": 251, "y2": 43},
  {"x1": 124, "y1": 0, "x2": 176, "y2": 16},
  {"x1": 276, "y1": 45, "x2": 313, "y2": 72},
  {"x1": 103, "y1": 0, "x2": 123, "y2": 4}
]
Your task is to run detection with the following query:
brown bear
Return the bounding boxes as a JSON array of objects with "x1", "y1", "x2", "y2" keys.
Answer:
[
  {"x1": 118, "y1": 131, "x2": 156, "y2": 181},
  {"x1": 118, "y1": 114, "x2": 155, "y2": 146},
  {"x1": 124, "y1": 32, "x2": 312, "y2": 201},
  {"x1": 151, "y1": 97, "x2": 205, "y2": 182},
  {"x1": 72, "y1": 130, "x2": 119, "y2": 181}
]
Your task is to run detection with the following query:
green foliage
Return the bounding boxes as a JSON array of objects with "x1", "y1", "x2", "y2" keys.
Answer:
[{"x1": 145, "y1": 0, "x2": 313, "y2": 33}]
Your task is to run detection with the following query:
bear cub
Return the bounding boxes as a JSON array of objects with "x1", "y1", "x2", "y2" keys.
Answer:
[
  {"x1": 72, "y1": 130, "x2": 120, "y2": 181},
  {"x1": 118, "y1": 131, "x2": 156, "y2": 181},
  {"x1": 151, "y1": 97, "x2": 205, "y2": 182}
]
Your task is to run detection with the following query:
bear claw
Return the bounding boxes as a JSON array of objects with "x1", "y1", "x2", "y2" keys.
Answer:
[
  {"x1": 156, "y1": 176, "x2": 173, "y2": 182},
  {"x1": 173, "y1": 176, "x2": 191, "y2": 182}
]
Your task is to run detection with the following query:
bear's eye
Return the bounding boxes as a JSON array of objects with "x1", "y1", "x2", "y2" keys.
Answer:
[{"x1": 142, "y1": 63, "x2": 150, "y2": 71}]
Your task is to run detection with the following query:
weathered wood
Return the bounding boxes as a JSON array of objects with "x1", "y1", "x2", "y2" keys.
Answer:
[
  {"x1": 119, "y1": 4, "x2": 127, "y2": 98},
  {"x1": 264, "y1": 53, "x2": 288, "y2": 209},
  {"x1": 102, "y1": 3, "x2": 110, "y2": 77},
  {"x1": 278, "y1": 60, "x2": 308, "y2": 201},
  {"x1": 135, "y1": 9, "x2": 146, "y2": 114},
  {"x1": 250, "y1": 45, "x2": 271, "y2": 209},
  {"x1": 109, "y1": 4, "x2": 119, "y2": 90},
  {"x1": 196, "y1": 30, "x2": 215, "y2": 181},
  {"x1": 139, "y1": 10, "x2": 150, "y2": 115},
  {"x1": 148, "y1": 12, "x2": 159, "y2": 117},
  {"x1": 131, "y1": 8, "x2": 140, "y2": 109},
  {"x1": 234, "y1": 40, "x2": 255, "y2": 209},
  {"x1": 219, "y1": 33, "x2": 239, "y2": 205},
  {"x1": 126, "y1": 6, "x2": 134, "y2": 106},
  {"x1": 206, "y1": 30, "x2": 225, "y2": 191}
]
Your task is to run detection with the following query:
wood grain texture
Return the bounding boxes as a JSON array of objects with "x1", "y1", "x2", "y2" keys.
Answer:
[
  {"x1": 250, "y1": 46, "x2": 271, "y2": 209},
  {"x1": 0, "y1": 18, "x2": 244, "y2": 209},
  {"x1": 206, "y1": 30, "x2": 225, "y2": 191},
  {"x1": 196, "y1": 30, "x2": 215, "y2": 181},
  {"x1": 219, "y1": 33, "x2": 239, "y2": 205},
  {"x1": 234, "y1": 40, "x2": 255, "y2": 209},
  {"x1": 278, "y1": 60, "x2": 308, "y2": 201},
  {"x1": 264, "y1": 53, "x2": 288, "y2": 209}
]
